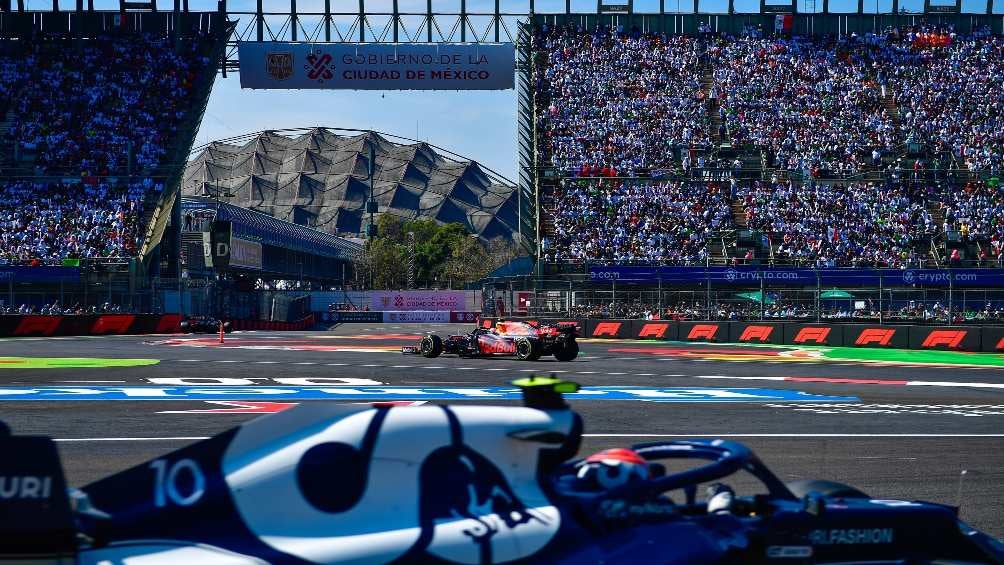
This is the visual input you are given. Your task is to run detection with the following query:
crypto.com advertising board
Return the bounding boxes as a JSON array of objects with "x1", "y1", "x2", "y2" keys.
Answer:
[{"x1": 239, "y1": 42, "x2": 515, "y2": 90}]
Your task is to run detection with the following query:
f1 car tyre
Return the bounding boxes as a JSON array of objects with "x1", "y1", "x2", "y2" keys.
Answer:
[
  {"x1": 552, "y1": 340, "x2": 579, "y2": 362},
  {"x1": 420, "y1": 335, "x2": 443, "y2": 358},
  {"x1": 515, "y1": 337, "x2": 542, "y2": 361},
  {"x1": 786, "y1": 479, "x2": 870, "y2": 499}
]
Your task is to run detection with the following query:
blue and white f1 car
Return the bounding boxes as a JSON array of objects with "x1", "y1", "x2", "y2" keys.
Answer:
[{"x1": 1, "y1": 378, "x2": 1002, "y2": 564}]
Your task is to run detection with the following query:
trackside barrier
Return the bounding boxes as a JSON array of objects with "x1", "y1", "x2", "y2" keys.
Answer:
[
  {"x1": 231, "y1": 315, "x2": 314, "y2": 331},
  {"x1": 478, "y1": 318, "x2": 1004, "y2": 352},
  {"x1": 0, "y1": 314, "x2": 182, "y2": 337},
  {"x1": 318, "y1": 311, "x2": 481, "y2": 324}
]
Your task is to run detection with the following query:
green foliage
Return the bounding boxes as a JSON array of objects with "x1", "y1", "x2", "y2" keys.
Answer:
[{"x1": 359, "y1": 215, "x2": 519, "y2": 289}]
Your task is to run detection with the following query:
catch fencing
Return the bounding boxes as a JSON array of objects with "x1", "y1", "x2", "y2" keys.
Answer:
[{"x1": 482, "y1": 270, "x2": 1004, "y2": 326}]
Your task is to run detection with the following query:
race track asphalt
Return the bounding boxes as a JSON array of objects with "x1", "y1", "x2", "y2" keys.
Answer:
[{"x1": 1, "y1": 323, "x2": 1003, "y2": 538}]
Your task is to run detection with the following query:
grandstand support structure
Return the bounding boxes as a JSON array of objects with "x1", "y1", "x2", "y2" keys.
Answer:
[
  {"x1": 6, "y1": 2, "x2": 998, "y2": 70},
  {"x1": 515, "y1": 20, "x2": 539, "y2": 262}
]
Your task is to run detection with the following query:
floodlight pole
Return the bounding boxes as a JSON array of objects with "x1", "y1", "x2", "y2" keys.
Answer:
[{"x1": 367, "y1": 140, "x2": 377, "y2": 239}]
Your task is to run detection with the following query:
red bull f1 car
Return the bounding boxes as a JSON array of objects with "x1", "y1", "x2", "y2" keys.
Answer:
[
  {"x1": 1, "y1": 378, "x2": 1002, "y2": 564},
  {"x1": 404, "y1": 320, "x2": 579, "y2": 361}
]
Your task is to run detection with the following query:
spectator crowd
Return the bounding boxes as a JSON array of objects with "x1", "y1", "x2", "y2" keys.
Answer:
[
  {"x1": 739, "y1": 180, "x2": 932, "y2": 268},
  {"x1": 533, "y1": 24, "x2": 710, "y2": 176},
  {"x1": 709, "y1": 34, "x2": 896, "y2": 176},
  {"x1": 0, "y1": 32, "x2": 214, "y2": 265},
  {"x1": 542, "y1": 179, "x2": 731, "y2": 264},
  {"x1": 0, "y1": 180, "x2": 153, "y2": 264},
  {"x1": 534, "y1": 23, "x2": 1004, "y2": 267}
]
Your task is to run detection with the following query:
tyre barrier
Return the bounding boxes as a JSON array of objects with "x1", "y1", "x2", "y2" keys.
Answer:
[
  {"x1": 0, "y1": 314, "x2": 182, "y2": 337},
  {"x1": 478, "y1": 317, "x2": 1004, "y2": 353}
]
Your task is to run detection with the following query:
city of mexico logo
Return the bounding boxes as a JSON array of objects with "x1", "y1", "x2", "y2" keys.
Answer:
[{"x1": 266, "y1": 52, "x2": 293, "y2": 80}]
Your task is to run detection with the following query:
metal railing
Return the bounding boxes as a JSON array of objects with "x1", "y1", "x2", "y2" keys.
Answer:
[{"x1": 482, "y1": 277, "x2": 1004, "y2": 325}]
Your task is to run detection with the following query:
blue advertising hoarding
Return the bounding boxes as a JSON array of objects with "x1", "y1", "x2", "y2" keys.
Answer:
[
  {"x1": 588, "y1": 266, "x2": 1004, "y2": 287},
  {"x1": 0, "y1": 266, "x2": 81, "y2": 283}
]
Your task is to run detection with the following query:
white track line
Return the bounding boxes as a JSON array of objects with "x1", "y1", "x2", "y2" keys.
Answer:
[
  {"x1": 55, "y1": 437, "x2": 210, "y2": 442},
  {"x1": 53, "y1": 433, "x2": 1004, "y2": 442},
  {"x1": 694, "y1": 375, "x2": 1004, "y2": 389},
  {"x1": 59, "y1": 379, "x2": 127, "y2": 385}
]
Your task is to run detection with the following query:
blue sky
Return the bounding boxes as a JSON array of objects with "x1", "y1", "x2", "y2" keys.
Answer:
[
  {"x1": 37, "y1": 0, "x2": 995, "y2": 179},
  {"x1": 197, "y1": 75, "x2": 522, "y2": 179}
]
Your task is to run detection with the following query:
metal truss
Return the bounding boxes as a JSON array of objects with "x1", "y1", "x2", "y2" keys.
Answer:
[{"x1": 221, "y1": 3, "x2": 527, "y2": 71}]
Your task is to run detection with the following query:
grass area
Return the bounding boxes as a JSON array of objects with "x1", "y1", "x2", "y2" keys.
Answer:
[{"x1": 0, "y1": 357, "x2": 160, "y2": 369}]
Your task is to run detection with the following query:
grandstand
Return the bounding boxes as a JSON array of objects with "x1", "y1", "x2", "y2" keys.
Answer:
[
  {"x1": 528, "y1": 21, "x2": 1004, "y2": 270},
  {"x1": 181, "y1": 128, "x2": 531, "y2": 246},
  {"x1": 0, "y1": 13, "x2": 230, "y2": 279}
]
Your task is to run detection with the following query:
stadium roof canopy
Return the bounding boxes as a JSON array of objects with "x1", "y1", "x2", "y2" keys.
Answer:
[
  {"x1": 183, "y1": 196, "x2": 362, "y2": 261},
  {"x1": 182, "y1": 127, "x2": 523, "y2": 243}
]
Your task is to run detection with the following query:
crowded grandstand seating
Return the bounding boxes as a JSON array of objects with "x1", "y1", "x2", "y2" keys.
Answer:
[
  {"x1": 738, "y1": 180, "x2": 932, "y2": 268},
  {"x1": 709, "y1": 35, "x2": 896, "y2": 176},
  {"x1": 2, "y1": 33, "x2": 212, "y2": 174},
  {"x1": 0, "y1": 32, "x2": 217, "y2": 265},
  {"x1": 533, "y1": 24, "x2": 1004, "y2": 266},
  {"x1": 542, "y1": 179, "x2": 731, "y2": 264},
  {"x1": 0, "y1": 180, "x2": 153, "y2": 264},
  {"x1": 533, "y1": 24, "x2": 710, "y2": 176},
  {"x1": 940, "y1": 181, "x2": 1004, "y2": 252},
  {"x1": 885, "y1": 27, "x2": 1004, "y2": 172}
]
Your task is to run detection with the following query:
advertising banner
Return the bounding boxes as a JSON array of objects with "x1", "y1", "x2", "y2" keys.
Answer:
[
  {"x1": 631, "y1": 320, "x2": 679, "y2": 340},
  {"x1": 370, "y1": 291, "x2": 466, "y2": 312},
  {"x1": 239, "y1": 42, "x2": 515, "y2": 90},
  {"x1": 585, "y1": 319, "x2": 632, "y2": 338},
  {"x1": 382, "y1": 311, "x2": 451, "y2": 323},
  {"x1": 588, "y1": 266, "x2": 1004, "y2": 288},
  {"x1": 678, "y1": 321, "x2": 725, "y2": 342},
  {"x1": 0, "y1": 314, "x2": 181, "y2": 337},
  {"x1": 783, "y1": 324, "x2": 844, "y2": 346},
  {"x1": 908, "y1": 326, "x2": 981, "y2": 351},
  {"x1": 0, "y1": 266, "x2": 80, "y2": 283},
  {"x1": 230, "y1": 238, "x2": 263, "y2": 270},
  {"x1": 982, "y1": 327, "x2": 1004, "y2": 352},
  {"x1": 449, "y1": 311, "x2": 481, "y2": 324},
  {"x1": 324, "y1": 311, "x2": 384, "y2": 323},
  {"x1": 844, "y1": 325, "x2": 909, "y2": 348},
  {"x1": 728, "y1": 322, "x2": 784, "y2": 344}
]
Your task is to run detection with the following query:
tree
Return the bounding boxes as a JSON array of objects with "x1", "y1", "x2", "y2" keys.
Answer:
[
  {"x1": 362, "y1": 237, "x2": 407, "y2": 289},
  {"x1": 361, "y1": 214, "x2": 523, "y2": 289}
]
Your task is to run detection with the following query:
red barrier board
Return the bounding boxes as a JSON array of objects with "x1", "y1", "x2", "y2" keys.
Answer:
[
  {"x1": 91, "y1": 315, "x2": 136, "y2": 335},
  {"x1": 14, "y1": 316, "x2": 62, "y2": 336}
]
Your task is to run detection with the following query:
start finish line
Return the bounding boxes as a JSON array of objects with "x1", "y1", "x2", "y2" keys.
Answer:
[{"x1": 0, "y1": 386, "x2": 857, "y2": 403}]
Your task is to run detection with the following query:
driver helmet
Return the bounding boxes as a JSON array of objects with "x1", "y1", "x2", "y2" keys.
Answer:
[{"x1": 575, "y1": 448, "x2": 651, "y2": 491}]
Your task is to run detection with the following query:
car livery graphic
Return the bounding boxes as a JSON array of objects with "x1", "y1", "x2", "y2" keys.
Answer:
[
  {"x1": 0, "y1": 378, "x2": 1002, "y2": 564},
  {"x1": 406, "y1": 320, "x2": 579, "y2": 361}
]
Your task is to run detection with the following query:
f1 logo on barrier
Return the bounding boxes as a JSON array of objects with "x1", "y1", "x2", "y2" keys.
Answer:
[
  {"x1": 920, "y1": 330, "x2": 967, "y2": 349},
  {"x1": 591, "y1": 322, "x2": 622, "y2": 338},
  {"x1": 637, "y1": 323, "x2": 670, "y2": 339},
  {"x1": 738, "y1": 325, "x2": 773, "y2": 343},
  {"x1": 793, "y1": 327, "x2": 831, "y2": 344},
  {"x1": 91, "y1": 315, "x2": 135, "y2": 335},
  {"x1": 687, "y1": 324, "x2": 719, "y2": 340},
  {"x1": 14, "y1": 316, "x2": 61, "y2": 336},
  {"x1": 854, "y1": 328, "x2": 896, "y2": 346},
  {"x1": 997, "y1": 336, "x2": 1004, "y2": 352}
]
